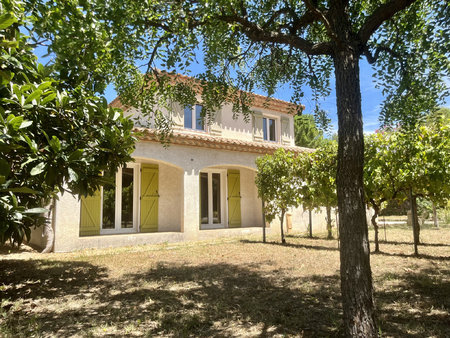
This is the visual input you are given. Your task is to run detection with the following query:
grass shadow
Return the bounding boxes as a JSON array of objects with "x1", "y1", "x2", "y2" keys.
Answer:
[
  {"x1": 0, "y1": 259, "x2": 343, "y2": 337},
  {"x1": 374, "y1": 251, "x2": 450, "y2": 261},
  {"x1": 376, "y1": 240, "x2": 450, "y2": 247},
  {"x1": 376, "y1": 267, "x2": 450, "y2": 337},
  {"x1": 240, "y1": 239, "x2": 339, "y2": 252}
]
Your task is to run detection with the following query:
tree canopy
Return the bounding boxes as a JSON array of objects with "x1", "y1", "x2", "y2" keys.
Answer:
[
  {"x1": 294, "y1": 114, "x2": 325, "y2": 148},
  {"x1": 255, "y1": 148, "x2": 300, "y2": 244},
  {"x1": 22, "y1": 0, "x2": 450, "y2": 336},
  {"x1": 0, "y1": 0, "x2": 135, "y2": 246}
]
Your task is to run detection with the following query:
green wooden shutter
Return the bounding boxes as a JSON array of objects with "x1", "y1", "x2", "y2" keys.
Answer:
[
  {"x1": 227, "y1": 169, "x2": 241, "y2": 227},
  {"x1": 140, "y1": 164, "x2": 159, "y2": 232},
  {"x1": 80, "y1": 190, "x2": 101, "y2": 236}
]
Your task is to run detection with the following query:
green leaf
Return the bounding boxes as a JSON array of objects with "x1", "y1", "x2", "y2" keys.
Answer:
[
  {"x1": 8, "y1": 115, "x2": 23, "y2": 131},
  {"x1": 0, "y1": 13, "x2": 18, "y2": 30},
  {"x1": 40, "y1": 93, "x2": 57, "y2": 105},
  {"x1": 30, "y1": 162, "x2": 46, "y2": 176},
  {"x1": 24, "y1": 89, "x2": 42, "y2": 104},
  {"x1": 24, "y1": 207, "x2": 48, "y2": 214},
  {"x1": 68, "y1": 149, "x2": 83, "y2": 161},
  {"x1": 49, "y1": 135, "x2": 61, "y2": 152},
  {"x1": 0, "y1": 40, "x2": 19, "y2": 49},
  {"x1": 0, "y1": 70, "x2": 13, "y2": 86},
  {"x1": 6, "y1": 187, "x2": 38, "y2": 194},
  {"x1": 0, "y1": 158, "x2": 10, "y2": 176},
  {"x1": 19, "y1": 120, "x2": 33, "y2": 129},
  {"x1": 68, "y1": 167, "x2": 78, "y2": 182}
]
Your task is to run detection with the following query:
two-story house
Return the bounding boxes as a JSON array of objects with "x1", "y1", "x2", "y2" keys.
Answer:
[{"x1": 30, "y1": 84, "x2": 329, "y2": 252}]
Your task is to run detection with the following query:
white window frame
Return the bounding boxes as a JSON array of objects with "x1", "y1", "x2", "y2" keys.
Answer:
[
  {"x1": 263, "y1": 114, "x2": 280, "y2": 142},
  {"x1": 100, "y1": 163, "x2": 140, "y2": 234},
  {"x1": 200, "y1": 169, "x2": 227, "y2": 229},
  {"x1": 184, "y1": 104, "x2": 207, "y2": 132}
]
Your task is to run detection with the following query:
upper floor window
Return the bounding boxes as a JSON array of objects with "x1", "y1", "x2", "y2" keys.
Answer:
[
  {"x1": 184, "y1": 104, "x2": 205, "y2": 131},
  {"x1": 263, "y1": 117, "x2": 276, "y2": 141}
]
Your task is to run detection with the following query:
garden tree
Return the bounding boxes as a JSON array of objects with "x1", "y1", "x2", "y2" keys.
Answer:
[
  {"x1": 383, "y1": 124, "x2": 450, "y2": 255},
  {"x1": 364, "y1": 133, "x2": 403, "y2": 253},
  {"x1": 255, "y1": 149, "x2": 300, "y2": 244},
  {"x1": 0, "y1": 1, "x2": 135, "y2": 248},
  {"x1": 425, "y1": 107, "x2": 450, "y2": 127},
  {"x1": 27, "y1": 0, "x2": 450, "y2": 335},
  {"x1": 296, "y1": 141, "x2": 337, "y2": 239},
  {"x1": 421, "y1": 107, "x2": 449, "y2": 229},
  {"x1": 294, "y1": 114, "x2": 325, "y2": 148}
]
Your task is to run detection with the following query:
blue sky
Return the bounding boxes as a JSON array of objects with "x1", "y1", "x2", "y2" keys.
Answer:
[{"x1": 104, "y1": 57, "x2": 448, "y2": 135}]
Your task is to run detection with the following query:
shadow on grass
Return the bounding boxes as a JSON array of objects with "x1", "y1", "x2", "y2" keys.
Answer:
[
  {"x1": 1, "y1": 257, "x2": 449, "y2": 337},
  {"x1": 240, "y1": 239, "x2": 339, "y2": 252},
  {"x1": 286, "y1": 234, "x2": 337, "y2": 241},
  {"x1": 0, "y1": 259, "x2": 342, "y2": 337},
  {"x1": 375, "y1": 240, "x2": 450, "y2": 247},
  {"x1": 376, "y1": 267, "x2": 450, "y2": 337},
  {"x1": 371, "y1": 251, "x2": 450, "y2": 261}
]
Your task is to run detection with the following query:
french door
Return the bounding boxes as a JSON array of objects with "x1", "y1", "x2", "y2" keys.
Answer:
[{"x1": 200, "y1": 170, "x2": 226, "y2": 228}]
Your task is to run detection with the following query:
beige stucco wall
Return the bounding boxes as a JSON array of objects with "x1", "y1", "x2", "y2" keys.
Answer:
[
  {"x1": 124, "y1": 102, "x2": 296, "y2": 146},
  {"x1": 28, "y1": 225, "x2": 45, "y2": 249},
  {"x1": 153, "y1": 161, "x2": 183, "y2": 232}
]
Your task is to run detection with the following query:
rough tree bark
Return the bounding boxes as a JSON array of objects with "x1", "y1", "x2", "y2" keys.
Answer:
[
  {"x1": 309, "y1": 209, "x2": 313, "y2": 238},
  {"x1": 326, "y1": 205, "x2": 333, "y2": 239},
  {"x1": 409, "y1": 188, "x2": 420, "y2": 255},
  {"x1": 280, "y1": 209, "x2": 286, "y2": 244},
  {"x1": 262, "y1": 199, "x2": 266, "y2": 243},
  {"x1": 371, "y1": 204, "x2": 381, "y2": 253},
  {"x1": 334, "y1": 46, "x2": 377, "y2": 336}
]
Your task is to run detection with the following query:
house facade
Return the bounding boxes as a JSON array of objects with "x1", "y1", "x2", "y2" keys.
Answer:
[{"x1": 30, "y1": 91, "x2": 330, "y2": 252}]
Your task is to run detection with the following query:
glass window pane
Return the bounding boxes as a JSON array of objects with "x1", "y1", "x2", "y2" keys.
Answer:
[
  {"x1": 102, "y1": 172, "x2": 115, "y2": 229},
  {"x1": 184, "y1": 105, "x2": 192, "y2": 128},
  {"x1": 195, "y1": 105, "x2": 204, "y2": 130},
  {"x1": 200, "y1": 173, "x2": 209, "y2": 224},
  {"x1": 121, "y1": 168, "x2": 134, "y2": 228},
  {"x1": 269, "y1": 119, "x2": 276, "y2": 141},
  {"x1": 212, "y1": 173, "x2": 221, "y2": 224},
  {"x1": 263, "y1": 117, "x2": 267, "y2": 140}
]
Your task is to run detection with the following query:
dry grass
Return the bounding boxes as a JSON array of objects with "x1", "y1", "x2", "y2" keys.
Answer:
[{"x1": 1, "y1": 225, "x2": 449, "y2": 337}]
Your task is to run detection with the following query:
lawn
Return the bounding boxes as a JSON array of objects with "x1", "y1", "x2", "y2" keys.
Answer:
[{"x1": 1, "y1": 226, "x2": 449, "y2": 337}]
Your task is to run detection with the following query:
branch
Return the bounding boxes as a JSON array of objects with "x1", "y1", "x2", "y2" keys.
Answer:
[
  {"x1": 363, "y1": 45, "x2": 401, "y2": 64},
  {"x1": 216, "y1": 13, "x2": 332, "y2": 55},
  {"x1": 302, "y1": 0, "x2": 338, "y2": 42},
  {"x1": 358, "y1": 0, "x2": 417, "y2": 45}
]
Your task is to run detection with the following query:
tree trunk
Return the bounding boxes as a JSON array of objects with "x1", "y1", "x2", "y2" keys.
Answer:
[
  {"x1": 326, "y1": 205, "x2": 333, "y2": 239},
  {"x1": 409, "y1": 188, "x2": 420, "y2": 255},
  {"x1": 262, "y1": 199, "x2": 266, "y2": 243},
  {"x1": 432, "y1": 203, "x2": 439, "y2": 229},
  {"x1": 280, "y1": 209, "x2": 286, "y2": 244},
  {"x1": 41, "y1": 198, "x2": 56, "y2": 253},
  {"x1": 371, "y1": 205, "x2": 380, "y2": 253},
  {"x1": 309, "y1": 209, "x2": 313, "y2": 238},
  {"x1": 334, "y1": 48, "x2": 377, "y2": 336}
]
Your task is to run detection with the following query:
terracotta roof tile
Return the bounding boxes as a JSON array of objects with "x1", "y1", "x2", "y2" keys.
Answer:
[{"x1": 135, "y1": 127, "x2": 313, "y2": 155}]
